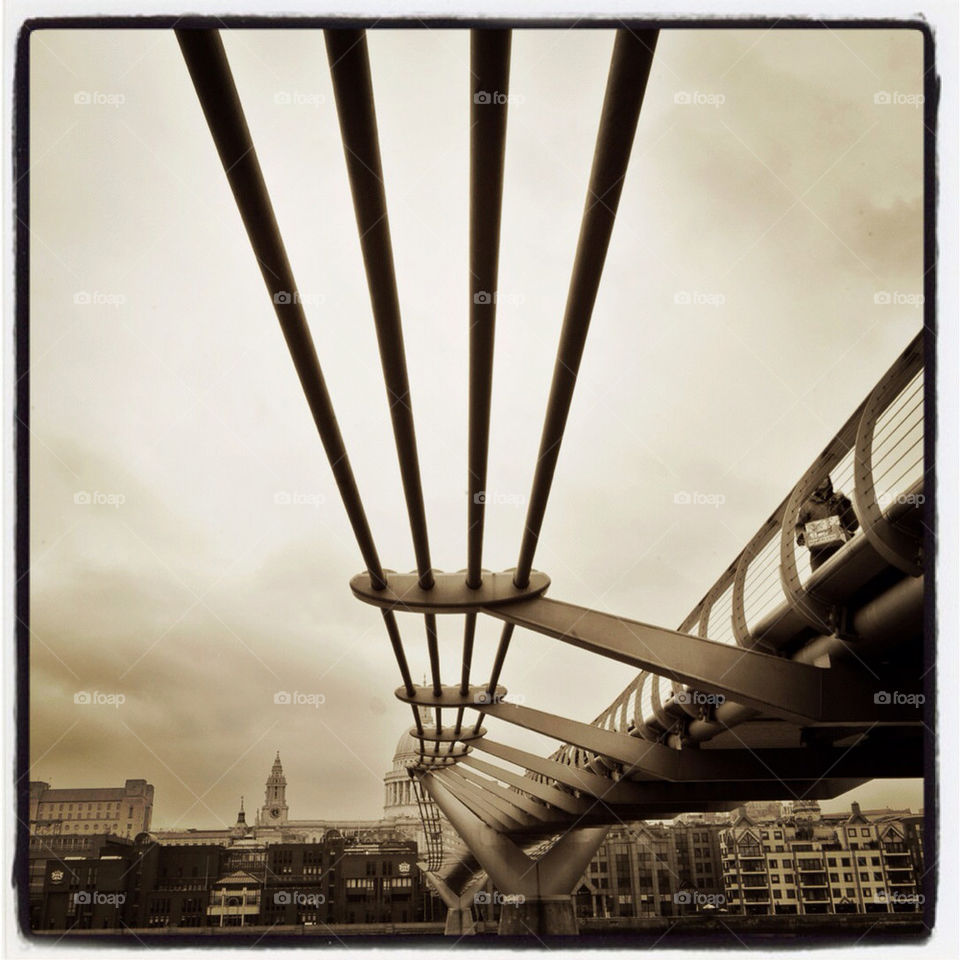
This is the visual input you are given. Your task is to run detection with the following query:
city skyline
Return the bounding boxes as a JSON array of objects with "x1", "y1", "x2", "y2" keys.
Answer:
[{"x1": 29, "y1": 749, "x2": 923, "y2": 832}]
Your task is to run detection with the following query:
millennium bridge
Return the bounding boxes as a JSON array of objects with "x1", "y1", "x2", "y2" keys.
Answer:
[{"x1": 176, "y1": 26, "x2": 929, "y2": 935}]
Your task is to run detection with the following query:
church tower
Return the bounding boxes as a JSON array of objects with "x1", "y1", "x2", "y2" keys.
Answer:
[
  {"x1": 258, "y1": 751, "x2": 289, "y2": 826},
  {"x1": 231, "y1": 796, "x2": 251, "y2": 837}
]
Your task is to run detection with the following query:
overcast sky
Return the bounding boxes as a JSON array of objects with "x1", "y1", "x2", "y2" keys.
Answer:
[{"x1": 27, "y1": 26, "x2": 924, "y2": 828}]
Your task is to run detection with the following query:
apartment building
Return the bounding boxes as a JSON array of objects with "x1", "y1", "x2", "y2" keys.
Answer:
[{"x1": 719, "y1": 802, "x2": 923, "y2": 916}]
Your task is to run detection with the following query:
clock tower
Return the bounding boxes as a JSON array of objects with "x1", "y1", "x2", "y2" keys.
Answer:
[{"x1": 258, "y1": 751, "x2": 289, "y2": 826}]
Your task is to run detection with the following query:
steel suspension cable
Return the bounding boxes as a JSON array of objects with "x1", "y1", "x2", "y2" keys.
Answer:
[
  {"x1": 467, "y1": 28, "x2": 512, "y2": 590},
  {"x1": 177, "y1": 28, "x2": 386, "y2": 588},
  {"x1": 176, "y1": 31, "x2": 422, "y2": 714},
  {"x1": 474, "y1": 30, "x2": 658, "y2": 726},
  {"x1": 471, "y1": 621, "x2": 515, "y2": 735},
  {"x1": 325, "y1": 28, "x2": 435, "y2": 591},
  {"x1": 458, "y1": 29, "x2": 512, "y2": 739},
  {"x1": 324, "y1": 30, "x2": 446, "y2": 738},
  {"x1": 513, "y1": 28, "x2": 659, "y2": 590}
]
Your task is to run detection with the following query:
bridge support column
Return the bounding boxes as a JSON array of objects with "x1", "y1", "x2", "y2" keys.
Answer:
[
  {"x1": 444, "y1": 904, "x2": 477, "y2": 936},
  {"x1": 497, "y1": 895, "x2": 578, "y2": 936},
  {"x1": 423, "y1": 773, "x2": 609, "y2": 935},
  {"x1": 420, "y1": 868, "x2": 483, "y2": 936}
]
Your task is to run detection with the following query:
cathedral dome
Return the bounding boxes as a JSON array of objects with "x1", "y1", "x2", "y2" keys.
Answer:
[
  {"x1": 384, "y1": 711, "x2": 431, "y2": 818},
  {"x1": 390, "y1": 706, "x2": 431, "y2": 772},
  {"x1": 393, "y1": 729, "x2": 421, "y2": 766}
]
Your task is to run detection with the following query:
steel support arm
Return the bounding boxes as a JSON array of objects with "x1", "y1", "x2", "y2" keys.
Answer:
[
  {"x1": 478, "y1": 700, "x2": 923, "y2": 782},
  {"x1": 452, "y1": 763, "x2": 564, "y2": 823},
  {"x1": 471, "y1": 740, "x2": 658, "y2": 801},
  {"x1": 469, "y1": 741, "x2": 871, "y2": 807},
  {"x1": 429, "y1": 757, "x2": 869, "y2": 832},
  {"x1": 483, "y1": 595, "x2": 923, "y2": 726},
  {"x1": 466, "y1": 762, "x2": 590, "y2": 816},
  {"x1": 440, "y1": 768, "x2": 541, "y2": 829},
  {"x1": 433, "y1": 770, "x2": 530, "y2": 831},
  {"x1": 461, "y1": 754, "x2": 595, "y2": 814}
]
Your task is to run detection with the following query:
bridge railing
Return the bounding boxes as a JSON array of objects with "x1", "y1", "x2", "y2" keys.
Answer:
[{"x1": 547, "y1": 331, "x2": 924, "y2": 773}]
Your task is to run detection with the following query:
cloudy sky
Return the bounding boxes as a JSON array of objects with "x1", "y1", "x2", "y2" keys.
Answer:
[{"x1": 26, "y1": 25, "x2": 924, "y2": 829}]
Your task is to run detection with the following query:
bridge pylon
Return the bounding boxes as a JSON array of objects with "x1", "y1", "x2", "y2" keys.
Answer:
[
  {"x1": 420, "y1": 868, "x2": 485, "y2": 935},
  {"x1": 423, "y1": 773, "x2": 609, "y2": 935}
]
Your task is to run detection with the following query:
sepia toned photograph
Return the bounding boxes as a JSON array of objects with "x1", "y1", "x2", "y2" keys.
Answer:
[{"x1": 8, "y1": 3, "x2": 950, "y2": 953}]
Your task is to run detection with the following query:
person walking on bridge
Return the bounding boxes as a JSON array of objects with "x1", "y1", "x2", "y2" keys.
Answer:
[{"x1": 795, "y1": 476, "x2": 859, "y2": 572}]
